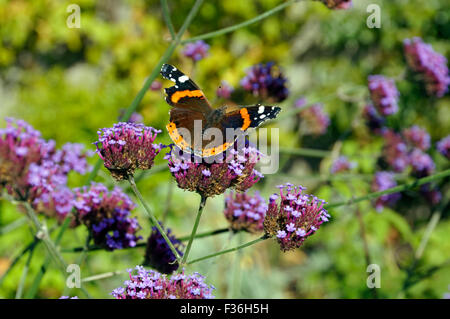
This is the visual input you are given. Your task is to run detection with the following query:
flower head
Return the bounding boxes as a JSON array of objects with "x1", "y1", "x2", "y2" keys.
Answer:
[
  {"x1": 95, "y1": 122, "x2": 163, "y2": 180},
  {"x1": 299, "y1": 104, "x2": 330, "y2": 136},
  {"x1": 73, "y1": 183, "x2": 141, "y2": 250},
  {"x1": 330, "y1": 156, "x2": 357, "y2": 174},
  {"x1": 224, "y1": 191, "x2": 268, "y2": 233},
  {"x1": 371, "y1": 172, "x2": 401, "y2": 212},
  {"x1": 166, "y1": 143, "x2": 263, "y2": 198},
  {"x1": 144, "y1": 224, "x2": 184, "y2": 274},
  {"x1": 240, "y1": 62, "x2": 289, "y2": 102},
  {"x1": 263, "y1": 183, "x2": 330, "y2": 251},
  {"x1": 216, "y1": 81, "x2": 234, "y2": 99},
  {"x1": 318, "y1": 0, "x2": 352, "y2": 10},
  {"x1": 404, "y1": 37, "x2": 450, "y2": 97},
  {"x1": 420, "y1": 184, "x2": 442, "y2": 206},
  {"x1": 368, "y1": 75, "x2": 399, "y2": 116},
  {"x1": 183, "y1": 40, "x2": 210, "y2": 62},
  {"x1": 112, "y1": 266, "x2": 215, "y2": 299},
  {"x1": 437, "y1": 135, "x2": 450, "y2": 159},
  {"x1": 402, "y1": 126, "x2": 431, "y2": 151},
  {"x1": 51, "y1": 143, "x2": 92, "y2": 175},
  {"x1": 382, "y1": 129, "x2": 410, "y2": 172},
  {"x1": 363, "y1": 104, "x2": 386, "y2": 134}
]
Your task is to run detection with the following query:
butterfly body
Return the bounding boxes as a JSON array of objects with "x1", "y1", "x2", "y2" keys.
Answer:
[{"x1": 160, "y1": 64, "x2": 281, "y2": 157}]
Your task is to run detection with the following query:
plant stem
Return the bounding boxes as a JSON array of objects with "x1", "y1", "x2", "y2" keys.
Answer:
[
  {"x1": 181, "y1": 0, "x2": 300, "y2": 43},
  {"x1": 161, "y1": 0, "x2": 176, "y2": 39},
  {"x1": 179, "y1": 195, "x2": 207, "y2": 270},
  {"x1": 0, "y1": 217, "x2": 27, "y2": 235},
  {"x1": 187, "y1": 235, "x2": 268, "y2": 265},
  {"x1": 15, "y1": 242, "x2": 36, "y2": 299},
  {"x1": 128, "y1": 175, "x2": 182, "y2": 262},
  {"x1": 82, "y1": 270, "x2": 125, "y2": 283}
]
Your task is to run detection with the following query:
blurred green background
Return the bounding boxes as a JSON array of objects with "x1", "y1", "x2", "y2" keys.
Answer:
[{"x1": 0, "y1": 0, "x2": 449, "y2": 298}]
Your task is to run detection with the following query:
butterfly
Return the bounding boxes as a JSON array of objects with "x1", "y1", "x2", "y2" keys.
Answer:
[{"x1": 160, "y1": 64, "x2": 281, "y2": 157}]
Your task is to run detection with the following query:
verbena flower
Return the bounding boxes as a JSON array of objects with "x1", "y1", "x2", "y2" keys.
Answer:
[
  {"x1": 371, "y1": 171, "x2": 401, "y2": 212},
  {"x1": 150, "y1": 80, "x2": 163, "y2": 91},
  {"x1": 263, "y1": 183, "x2": 330, "y2": 251},
  {"x1": 330, "y1": 156, "x2": 357, "y2": 174},
  {"x1": 420, "y1": 184, "x2": 442, "y2": 206},
  {"x1": 363, "y1": 104, "x2": 386, "y2": 134},
  {"x1": 111, "y1": 266, "x2": 215, "y2": 299},
  {"x1": 73, "y1": 183, "x2": 141, "y2": 251},
  {"x1": 409, "y1": 149, "x2": 435, "y2": 178},
  {"x1": 294, "y1": 97, "x2": 307, "y2": 109},
  {"x1": 224, "y1": 191, "x2": 267, "y2": 233},
  {"x1": 382, "y1": 129, "x2": 410, "y2": 172},
  {"x1": 318, "y1": 0, "x2": 352, "y2": 10},
  {"x1": 299, "y1": 104, "x2": 330, "y2": 136},
  {"x1": 95, "y1": 122, "x2": 163, "y2": 180},
  {"x1": 32, "y1": 186, "x2": 75, "y2": 221},
  {"x1": 216, "y1": 81, "x2": 234, "y2": 99},
  {"x1": 144, "y1": 224, "x2": 184, "y2": 274},
  {"x1": 240, "y1": 62, "x2": 289, "y2": 102},
  {"x1": 437, "y1": 135, "x2": 450, "y2": 159},
  {"x1": 402, "y1": 126, "x2": 431, "y2": 151},
  {"x1": 166, "y1": 144, "x2": 263, "y2": 198},
  {"x1": 403, "y1": 37, "x2": 450, "y2": 97},
  {"x1": 182, "y1": 40, "x2": 210, "y2": 62},
  {"x1": 368, "y1": 75, "x2": 399, "y2": 116}
]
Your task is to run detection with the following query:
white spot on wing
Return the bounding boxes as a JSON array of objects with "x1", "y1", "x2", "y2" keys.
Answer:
[
  {"x1": 178, "y1": 75, "x2": 189, "y2": 83},
  {"x1": 258, "y1": 106, "x2": 265, "y2": 114}
]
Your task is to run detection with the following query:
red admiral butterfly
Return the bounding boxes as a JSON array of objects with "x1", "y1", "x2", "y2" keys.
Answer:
[{"x1": 160, "y1": 64, "x2": 281, "y2": 157}]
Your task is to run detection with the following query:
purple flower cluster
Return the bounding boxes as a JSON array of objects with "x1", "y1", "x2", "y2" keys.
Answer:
[
  {"x1": 382, "y1": 129, "x2": 410, "y2": 172},
  {"x1": 166, "y1": 145, "x2": 263, "y2": 198},
  {"x1": 144, "y1": 225, "x2": 184, "y2": 274},
  {"x1": 73, "y1": 183, "x2": 141, "y2": 251},
  {"x1": 263, "y1": 183, "x2": 330, "y2": 251},
  {"x1": 299, "y1": 104, "x2": 330, "y2": 136},
  {"x1": 437, "y1": 135, "x2": 450, "y2": 159},
  {"x1": 318, "y1": 0, "x2": 352, "y2": 9},
  {"x1": 224, "y1": 191, "x2": 268, "y2": 233},
  {"x1": 95, "y1": 122, "x2": 163, "y2": 180},
  {"x1": 409, "y1": 149, "x2": 435, "y2": 178},
  {"x1": 420, "y1": 184, "x2": 442, "y2": 206},
  {"x1": 216, "y1": 81, "x2": 234, "y2": 99},
  {"x1": 0, "y1": 118, "x2": 91, "y2": 220},
  {"x1": 182, "y1": 40, "x2": 210, "y2": 62},
  {"x1": 402, "y1": 126, "x2": 431, "y2": 151},
  {"x1": 363, "y1": 104, "x2": 386, "y2": 134},
  {"x1": 111, "y1": 266, "x2": 215, "y2": 299},
  {"x1": 371, "y1": 172, "x2": 401, "y2": 212},
  {"x1": 240, "y1": 62, "x2": 289, "y2": 102},
  {"x1": 368, "y1": 75, "x2": 399, "y2": 116},
  {"x1": 330, "y1": 156, "x2": 357, "y2": 174},
  {"x1": 404, "y1": 37, "x2": 450, "y2": 97}
]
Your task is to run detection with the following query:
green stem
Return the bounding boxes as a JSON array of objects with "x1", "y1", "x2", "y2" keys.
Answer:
[
  {"x1": 0, "y1": 217, "x2": 27, "y2": 235},
  {"x1": 187, "y1": 235, "x2": 268, "y2": 265},
  {"x1": 15, "y1": 242, "x2": 36, "y2": 299},
  {"x1": 181, "y1": 0, "x2": 300, "y2": 43},
  {"x1": 82, "y1": 270, "x2": 125, "y2": 283},
  {"x1": 161, "y1": 0, "x2": 176, "y2": 39},
  {"x1": 0, "y1": 239, "x2": 38, "y2": 288},
  {"x1": 128, "y1": 175, "x2": 182, "y2": 262},
  {"x1": 179, "y1": 195, "x2": 207, "y2": 270}
]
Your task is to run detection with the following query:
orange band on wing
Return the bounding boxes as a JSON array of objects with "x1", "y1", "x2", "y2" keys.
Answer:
[
  {"x1": 171, "y1": 90, "x2": 204, "y2": 103},
  {"x1": 202, "y1": 142, "x2": 233, "y2": 157},
  {"x1": 166, "y1": 122, "x2": 191, "y2": 151},
  {"x1": 239, "y1": 108, "x2": 251, "y2": 131}
]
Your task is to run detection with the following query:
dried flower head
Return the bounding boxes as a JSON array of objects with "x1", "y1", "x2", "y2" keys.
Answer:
[
  {"x1": 224, "y1": 191, "x2": 268, "y2": 233},
  {"x1": 144, "y1": 224, "x2": 184, "y2": 274},
  {"x1": 299, "y1": 104, "x2": 330, "y2": 136},
  {"x1": 111, "y1": 266, "x2": 215, "y2": 299},
  {"x1": 95, "y1": 122, "x2": 163, "y2": 180},
  {"x1": 263, "y1": 183, "x2": 330, "y2": 251},
  {"x1": 437, "y1": 135, "x2": 450, "y2": 159},
  {"x1": 240, "y1": 62, "x2": 289, "y2": 102},
  {"x1": 371, "y1": 171, "x2": 401, "y2": 212},
  {"x1": 368, "y1": 75, "x2": 399, "y2": 116},
  {"x1": 404, "y1": 37, "x2": 450, "y2": 97},
  {"x1": 73, "y1": 183, "x2": 141, "y2": 250},
  {"x1": 402, "y1": 126, "x2": 431, "y2": 151},
  {"x1": 166, "y1": 144, "x2": 263, "y2": 198},
  {"x1": 318, "y1": 0, "x2": 352, "y2": 10},
  {"x1": 183, "y1": 40, "x2": 210, "y2": 62},
  {"x1": 330, "y1": 156, "x2": 357, "y2": 174}
]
